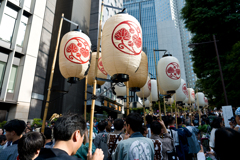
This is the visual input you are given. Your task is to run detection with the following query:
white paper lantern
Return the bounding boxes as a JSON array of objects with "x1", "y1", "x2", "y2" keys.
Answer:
[
  {"x1": 102, "y1": 13, "x2": 142, "y2": 80},
  {"x1": 204, "y1": 97, "x2": 208, "y2": 106},
  {"x1": 112, "y1": 82, "x2": 126, "y2": 98},
  {"x1": 88, "y1": 52, "x2": 108, "y2": 86},
  {"x1": 157, "y1": 54, "x2": 181, "y2": 93},
  {"x1": 166, "y1": 97, "x2": 174, "y2": 105},
  {"x1": 149, "y1": 79, "x2": 158, "y2": 102},
  {"x1": 124, "y1": 51, "x2": 148, "y2": 91},
  {"x1": 145, "y1": 100, "x2": 152, "y2": 108},
  {"x1": 159, "y1": 83, "x2": 168, "y2": 95},
  {"x1": 196, "y1": 92, "x2": 205, "y2": 107},
  {"x1": 183, "y1": 97, "x2": 189, "y2": 104},
  {"x1": 59, "y1": 30, "x2": 91, "y2": 81},
  {"x1": 130, "y1": 102, "x2": 143, "y2": 108},
  {"x1": 175, "y1": 79, "x2": 188, "y2": 102},
  {"x1": 136, "y1": 76, "x2": 151, "y2": 98},
  {"x1": 187, "y1": 88, "x2": 195, "y2": 103}
]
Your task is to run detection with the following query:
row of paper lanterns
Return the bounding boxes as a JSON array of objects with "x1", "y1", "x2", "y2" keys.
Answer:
[{"x1": 58, "y1": 11, "x2": 209, "y2": 109}]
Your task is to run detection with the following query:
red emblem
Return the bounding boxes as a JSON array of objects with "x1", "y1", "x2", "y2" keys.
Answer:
[
  {"x1": 112, "y1": 20, "x2": 142, "y2": 55},
  {"x1": 165, "y1": 62, "x2": 181, "y2": 80},
  {"x1": 64, "y1": 37, "x2": 90, "y2": 64},
  {"x1": 191, "y1": 91, "x2": 195, "y2": 99},
  {"x1": 148, "y1": 80, "x2": 151, "y2": 91},
  {"x1": 98, "y1": 57, "x2": 107, "y2": 75},
  {"x1": 182, "y1": 83, "x2": 188, "y2": 96},
  {"x1": 205, "y1": 97, "x2": 208, "y2": 103}
]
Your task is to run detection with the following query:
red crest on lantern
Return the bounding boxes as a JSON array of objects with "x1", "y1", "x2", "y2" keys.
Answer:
[
  {"x1": 112, "y1": 20, "x2": 142, "y2": 55},
  {"x1": 64, "y1": 37, "x2": 90, "y2": 64},
  {"x1": 165, "y1": 62, "x2": 181, "y2": 80},
  {"x1": 182, "y1": 83, "x2": 188, "y2": 96},
  {"x1": 98, "y1": 57, "x2": 107, "y2": 75},
  {"x1": 191, "y1": 91, "x2": 195, "y2": 99},
  {"x1": 148, "y1": 80, "x2": 151, "y2": 91}
]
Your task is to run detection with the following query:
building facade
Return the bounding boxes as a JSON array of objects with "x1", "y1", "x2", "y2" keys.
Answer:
[
  {"x1": 0, "y1": 0, "x2": 56, "y2": 122},
  {"x1": 123, "y1": 0, "x2": 159, "y2": 79}
]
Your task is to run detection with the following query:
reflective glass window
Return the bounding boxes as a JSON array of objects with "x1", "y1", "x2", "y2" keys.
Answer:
[
  {"x1": 16, "y1": 15, "x2": 28, "y2": 46},
  {"x1": 7, "y1": 65, "x2": 18, "y2": 93}
]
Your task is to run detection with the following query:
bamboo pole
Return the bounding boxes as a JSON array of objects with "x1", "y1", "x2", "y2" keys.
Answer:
[
  {"x1": 171, "y1": 103, "x2": 173, "y2": 116},
  {"x1": 126, "y1": 81, "x2": 130, "y2": 116},
  {"x1": 184, "y1": 105, "x2": 186, "y2": 119},
  {"x1": 164, "y1": 96, "x2": 166, "y2": 116},
  {"x1": 175, "y1": 94, "x2": 178, "y2": 129},
  {"x1": 41, "y1": 13, "x2": 64, "y2": 133},
  {"x1": 89, "y1": 1, "x2": 104, "y2": 152},
  {"x1": 84, "y1": 75, "x2": 88, "y2": 120},
  {"x1": 150, "y1": 91, "x2": 153, "y2": 116},
  {"x1": 142, "y1": 87, "x2": 146, "y2": 125},
  {"x1": 153, "y1": 49, "x2": 162, "y2": 120}
]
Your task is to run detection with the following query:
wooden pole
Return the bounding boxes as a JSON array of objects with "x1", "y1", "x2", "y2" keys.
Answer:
[
  {"x1": 175, "y1": 94, "x2": 178, "y2": 129},
  {"x1": 164, "y1": 96, "x2": 166, "y2": 116},
  {"x1": 126, "y1": 81, "x2": 130, "y2": 116},
  {"x1": 184, "y1": 105, "x2": 186, "y2": 119},
  {"x1": 153, "y1": 49, "x2": 162, "y2": 120},
  {"x1": 150, "y1": 91, "x2": 153, "y2": 116},
  {"x1": 142, "y1": 87, "x2": 146, "y2": 125},
  {"x1": 89, "y1": 1, "x2": 104, "y2": 152},
  {"x1": 171, "y1": 103, "x2": 173, "y2": 116},
  {"x1": 41, "y1": 13, "x2": 64, "y2": 133},
  {"x1": 84, "y1": 75, "x2": 88, "y2": 120}
]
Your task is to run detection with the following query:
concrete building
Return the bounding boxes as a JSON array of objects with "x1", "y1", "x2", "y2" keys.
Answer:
[{"x1": 0, "y1": 0, "x2": 57, "y2": 122}]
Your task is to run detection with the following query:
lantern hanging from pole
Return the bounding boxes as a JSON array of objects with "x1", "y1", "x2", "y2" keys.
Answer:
[
  {"x1": 59, "y1": 30, "x2": 91, "y2": 83},
  {"x1": 196, "y1": 92, "x2": 205, "y2": 107},
  {"x1": 124, "y1": 51, "x2": 148, "y2": 92},
  {"x1": 175, "y1": 79, "x2": 188, "y2": 103},
  {"x1": 112, "y1": 82, "x2": 126, "y2": 98},
  {"x1": 149, "y1": 79, "x2": 158, "y2": 102},
  {"x1": 167, "y1": 97, "x2": 174, "y2": 105},
  {"x1": 145, "y1": 100, "x2": 151, "y2": 108},
  {"x1": 159, "y1": 83, "x2": 168, "y2": 96},
  {"x1": 102, "y1": 11, "x2": 142, "y2": 82},
  {"x1": 183, "y1": 97, "x2": 189, "y2": 104},
  {"x1": 187, "y1": 88, "x2": 195, "y2": 103},
  {"x1": 136, "y1": 76, "x2": 151, "y2": 98},
  {"x1": 157, "y1": 53, "x2": 181, "y2": 94},
  {"x1": 88, "y1": 52, "x2": 108, "y2": 86}
]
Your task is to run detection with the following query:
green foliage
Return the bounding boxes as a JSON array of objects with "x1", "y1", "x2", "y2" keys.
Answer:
[
  {"x1": 32, "y1": 118, "x2": 42, "y2": 127},
  {"x1": 181, "y1": 0, "x2": 240, "y2": 108},
  {"x1": 0, "y1": 121, "x2": 7, "y2": 128}
]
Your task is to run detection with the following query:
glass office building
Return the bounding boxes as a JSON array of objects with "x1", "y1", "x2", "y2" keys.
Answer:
[{"x1": 123, "y1": 0, "x2": 159, "y2": 79}]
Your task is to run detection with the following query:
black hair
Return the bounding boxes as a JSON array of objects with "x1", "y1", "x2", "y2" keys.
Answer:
[
  {"x1": 126, "y1": 113, "x2": 143, "y2": 132},
  {"x1": 114, "y1": 119, "x2": 124, "y2": 131},
  {"x1": 151, "y1": 121, "x2": 162, "y2": 135},
  {"x1": 98, "y1": 121, "x2": 106, "y2": 131},
  {"x1": 177, "y1": 117, "x2": 183, "y2": 125},
  {"x1": 140, "y1": 125, "x2": 147, "y2": 136},
  {"x1": 44, "y1": 127, "x2": 52, "y2": 139},
  {"x1": 146, "y1": 115, "x2": 153, "y2": 125},
  {"x1": 211, "y1": 117, "x2": 222, "y2": 129},
  {"x1": 51, "y1": 121, "x2": 55, "y2": 125},
  {"x1": 215, "y1": 128, "x2": 240, "y2": 160},
  {"x1": 168, "y1": 116, "x2": 175, "y2": 125},
  {"x1": 153, "y1": 116, "x2": 157, "y2": 121},
  {"x1": 4, "y1": 119, "x2": 26, "y2": 136},
  {"x1": 54, "y1": 113, "x2": 86, "y2": 141},
  {"x1": 18, "y1": 132, "x2": 45, "y2": 160},
  {"x1": 0, "y1": 135, "x2": 6, "y2": 143}
]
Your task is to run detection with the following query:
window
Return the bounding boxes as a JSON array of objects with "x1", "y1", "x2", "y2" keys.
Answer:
[
  {"x1": 0, "y1": 61, "x2": 6, "y2": 89},
  {"x1": 7, "y1": 65, "x2": 18, "y2": 93},
  {"x1": 16, "y1": 15, "x2": 29, "y2": 46},
  {"x1": 24, "y1": 0, "x2": 32, "y2": 9},
  {"x1": 109, "y1": 91, "x2": 112, "y2": 98},
  {"x1": 0, "y1": 7, "x2": 18, "y2": 42}
]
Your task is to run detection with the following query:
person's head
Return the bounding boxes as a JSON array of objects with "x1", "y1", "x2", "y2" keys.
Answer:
[
  {"x1": 151, "y1": 121, "x2": 162, "y2": 135},
  {"x1": 140, "y1": 125, "x2": 147, "y2": 137},
  {"x1": 235, "y1": 107, "x2": 240, "y2": 125},
  {"x1": 177, "y1": 117, "x2": 183, "y2": 126},
  {"x1": 215, "y1": 128, "x2": 240, "y2": 160},
  {"x1": 51, "y1": 121, "x2": 55, "y2": 126},
  {"x1": 27, "y1": 121, "x2": 30, "y2": 125},
  {"x1": 4, "y1": 119, "x2": 26, "y2": 142},
  {"x1": 146, "y1": 115, "x2": 153, "y2": 125},
  {"x1": 34, "y1": 124, "x2": 37, "y2": 127},
  {"x1": 44, "y1": 127, "x2": 52, "y2": 140},
  {"x1": 54, "y1": 114, "x2": 86, "y2": 155},
  {"x1": 0, "y1": 135, "x2": 7, "y2": 146},
  {"x1": 94, "y1": 119, "x2": 97, "y2": 122},
  {"x1": 168, "y1": 117, "x2": 175, "y2": 126},
  {"x1": 0, "y1": 128, "x2": 3, "y2": 135},
  {"x1": 45, "y1": 122, "x2": 48, "y2": 126},
  {"x1": 98, "y1": 121, "x2": 106, "y2": 132},
  {"x1": 18, "y1": 132, "x2": 45, "y2": 160},
  {"x1": 114, "y1": 119, "x2": 124, "y2": 131},
  {"x1": 211, "y1": 117, "x2": 223, "y2": 129},
  {"x1": 126, "y1": 113, "x2": 143, "y2": 134},
  {"x1": 25, "y1": 126, "x2": 32, "y2": 133},
  {"x1": 153, "y1": 116, "x2": 157, "y2": 121}
]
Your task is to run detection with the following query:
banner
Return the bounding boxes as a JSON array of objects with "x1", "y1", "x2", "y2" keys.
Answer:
[{"x1": 222, "y1": 105, "x2": 233, "y2": 128}]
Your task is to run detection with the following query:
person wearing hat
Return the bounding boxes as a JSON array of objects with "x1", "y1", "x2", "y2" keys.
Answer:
[
  {"x1": 228, "y1": 116, "x2": 236, "y2": 129},
  {"x1": 234, "y1": 107, "x2": 240, "y2": 131}
]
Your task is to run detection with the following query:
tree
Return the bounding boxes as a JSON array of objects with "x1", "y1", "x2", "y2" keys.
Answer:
[{"x1": 181, "y1": 0, "x2": 240, "y2": 108}]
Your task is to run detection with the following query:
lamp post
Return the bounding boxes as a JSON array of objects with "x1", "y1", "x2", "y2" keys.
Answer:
[{"x1": 188, "y1": 35, "x2": 228, "y2": 105}]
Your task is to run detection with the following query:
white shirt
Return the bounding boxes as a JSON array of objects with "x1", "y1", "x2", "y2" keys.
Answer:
[{"x1": 209, "y1": 128, "x2": 217, "y2": 148}]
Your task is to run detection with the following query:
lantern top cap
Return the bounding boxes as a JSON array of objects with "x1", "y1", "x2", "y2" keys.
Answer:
[
  {"x1": 118, "y1": 8, "x2": 128, "y2": 14},
  {"x1": 162, "y1": 52, "x2": 172, "y2": 58},
  {"x1": 72, "y1": 28, "x2": 81, "y2": 32}
]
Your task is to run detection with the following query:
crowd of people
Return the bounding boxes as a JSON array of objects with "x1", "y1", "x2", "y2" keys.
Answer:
[{"x1": 0, "y1": 107, "x2": 240, "y2": 160}]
